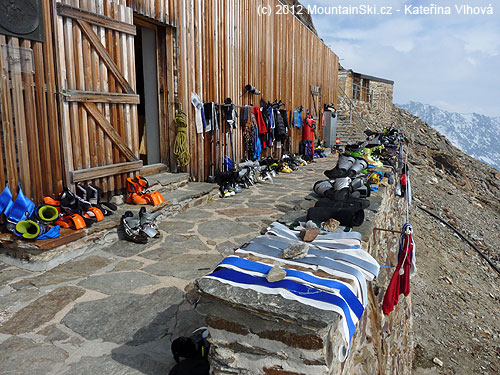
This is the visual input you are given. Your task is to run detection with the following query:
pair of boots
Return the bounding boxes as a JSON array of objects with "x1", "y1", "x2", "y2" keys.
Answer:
[
  {"x1": 313, "y1": 177, "x2": 370, "y2": 201},
  {"x1": 307, "y1": 197, "x2": 370, "y2": 227},
  {"x1": 324, "y1": 154, "x2": 368, "y2": 179},
  {"x1": 15, "y1": 205, "x2": 61, "y2": 240},
  {"x1": 121, "y1": 207, "x2": 162, "y2": 244}
]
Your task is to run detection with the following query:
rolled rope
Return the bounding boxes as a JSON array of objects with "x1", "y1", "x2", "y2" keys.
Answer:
[{"x1": 173, "y1": 113, "x2": 191, "y2": 167}]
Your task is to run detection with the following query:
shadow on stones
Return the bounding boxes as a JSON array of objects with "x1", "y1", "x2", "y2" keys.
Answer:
[{"x1": 110, "y1": 293, "x2": 209, "y2": 374}]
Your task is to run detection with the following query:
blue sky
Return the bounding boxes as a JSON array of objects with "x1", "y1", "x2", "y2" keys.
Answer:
[{"x1": 301, "y1": 0, "x2": 500, "y2": 116}]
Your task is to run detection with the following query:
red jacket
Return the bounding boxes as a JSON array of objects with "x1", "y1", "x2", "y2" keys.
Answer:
[
  {"x1": 303, "y1": 115, "x2": 315, "y2": 141},
  {"x1": 382, "y1": 232, "x2": 413, "y2": 315},
  {"x1": 252, "y1": 106, "x2": 267, "y2": 135}
]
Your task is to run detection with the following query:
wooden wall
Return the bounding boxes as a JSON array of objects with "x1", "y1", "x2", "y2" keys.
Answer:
[
  {"x1": 1, "y1": 0, "x2": 339, "y2": 202},
  {"x1": 0, "y1": 0, "x2": 63, "y2": 201},
  {"x1": 172, "y1": 0, "x2": 339, "y2": 181}
]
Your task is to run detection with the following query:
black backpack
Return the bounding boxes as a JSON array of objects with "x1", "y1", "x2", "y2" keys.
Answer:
[{"x1": 169, "y1": 329, "x2": 210, "y2": 375}]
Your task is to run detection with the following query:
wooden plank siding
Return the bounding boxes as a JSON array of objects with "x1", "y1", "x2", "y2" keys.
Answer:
[
  {"x1": 0, "y1": 0, "x2": 338, "y2": 203},
  {"x1": 163, "y1": 0, "x2": 339, "y2": 181}
]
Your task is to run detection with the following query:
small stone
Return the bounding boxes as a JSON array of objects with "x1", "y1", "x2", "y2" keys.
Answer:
[
  {"x1": 300, "y1": 228, "x2": 320, "y2": 242},
  {"x1": 304, "y1": 220, "x2": 319, "y2": 229},
  {"x1": 323, "y1": 218, "x2": 340, "y2": 232},
  {"x1": 266, "y1": 266, "x2": 286, "y2": 282},
  {"x1": 110, "y1": 194, "x2": 124, "y2": 205},
  {"x1": 282, "y1": 242, "x2": 309, "y2": 260},
  {"x1": 433, "y1": 357, "x2": 443, "y2": 367}
]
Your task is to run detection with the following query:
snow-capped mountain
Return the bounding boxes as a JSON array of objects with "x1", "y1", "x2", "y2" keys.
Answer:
[{"x1": 396, "y1": 101, "x2": 500, "y2": 171}]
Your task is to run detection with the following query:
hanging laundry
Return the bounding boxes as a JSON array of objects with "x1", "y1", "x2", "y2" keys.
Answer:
[
  {"x1": 293, "y1": 106, "x2": 303, "y2": 128},
  {"x1": 275, "y1": 110, "x2": 287, "y2": 143},
  {"x1": 251, "y1": 111, "x2": 262, "y2": 160},
  {"x1": 203, "y1": 102, "x2": 213, "y2": 132},
  {"x1": 382, "y1": 222, "x2": 416, "y2": 315},
  {"x1": 191, "y1": 93, "x2": 204, "y2": 134},
  {"x1": 240, "y1": 105, "x2": 250, "y2": 127},
  {"x1": 252, "y1": 106, "x2": 268, "y2": 149}
]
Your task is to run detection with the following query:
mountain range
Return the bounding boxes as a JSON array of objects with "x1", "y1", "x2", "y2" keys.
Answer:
[{"x1": 396, "y1": 101, "x2": 500, "y2": 171}]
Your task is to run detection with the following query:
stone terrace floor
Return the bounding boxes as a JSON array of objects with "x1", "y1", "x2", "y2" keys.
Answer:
[{"x1": 0, "y1": 156, "x2": 335, "y2": 375}]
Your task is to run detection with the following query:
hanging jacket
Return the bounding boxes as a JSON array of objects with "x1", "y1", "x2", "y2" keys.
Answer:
[
  {"x1": 275, "y1": 110, "x2": 287, "y2": 142},
  {"x1": 240, "y1": 106, "x2": 250, "y2": 126},
  {"x1": 279, "y1": 109, "x2": 289, "y2": 133},
  {"x1": 251, "y1": 111, "x2": 262, "y2": 160},
  {"x1": 382, "y1": 225, "x2": 414, "y2": 315},
  {"x1": 303, "y1": 114, "x2": 315, "y2": 141},
  {"x1": 293, "y1": 107, "x2": 302, "y2": 128},
  {"x1": 253, "y1": 106, "x2": 270, "y2": 149}
]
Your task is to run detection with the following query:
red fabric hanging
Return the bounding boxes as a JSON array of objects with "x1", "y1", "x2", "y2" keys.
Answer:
[
  {"x1": 252, "y1": 107, "x2": 267, "y2": 135},
  {"x1": 382, "y1": 230, "x2": 413, "y2": 315}
]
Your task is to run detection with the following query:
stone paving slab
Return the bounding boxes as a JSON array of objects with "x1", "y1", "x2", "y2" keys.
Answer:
[
  {"x1": 0, "y1": 156, "x2": 336, "y2": 375},
  {"x1": 62, "y1": 287, "x2": 183, "y2": 345},
  {"x1": 112, "y1": 259, "x2": 144, "y2": 272},
  {"x1": 0, "y1": 286, "x2": 85, "y2": 335},
  {"x1": 78, "y1": 272, "x2": 160, "y2": 294},
  {"x1": 11, "y1": 256, "x2": 112, "y2": 290},
  {"x1": 138, "y1": 234, "x2": 210, "y2": 261},
  {"x1": 0, "y1": 336, "x2": 68, "y2": 375},
  {"x1": 197, "y1": 218, "x2": 254, "y2": 239},
  {"x1": 0, "y1": 268, "x2": 31, "y2": 287},
  {"x1": 142, "y1": 254, "x2": 223, "y2": 279},
  {"x1": 0, "y1": 287, "x2": 40, "y2": 313}
]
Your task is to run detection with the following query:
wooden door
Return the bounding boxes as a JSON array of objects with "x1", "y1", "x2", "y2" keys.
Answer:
[{"x1": 55, "y1": 0, "x2": 141, "y2": 193}]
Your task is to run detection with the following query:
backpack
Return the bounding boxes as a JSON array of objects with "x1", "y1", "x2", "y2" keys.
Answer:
[{"x1": 169, "y1": 328, "x2": 210, "y2": 375}]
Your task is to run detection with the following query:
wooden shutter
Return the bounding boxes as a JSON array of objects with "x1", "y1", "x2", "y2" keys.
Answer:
[{"x1": 55, "y1": 0, "x2": 141, "y2": 192}]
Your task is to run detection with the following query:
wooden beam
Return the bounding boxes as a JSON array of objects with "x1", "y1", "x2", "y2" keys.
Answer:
[
  {"x1": 82, "y1": 102, "x2": 138, "y2": 162},
  {"x1": 63, "y1": 90, "x2": 140, "y2": 104},
  {"x1": 56, "y1": 3, "x2": 136, "y2": 35},
  {"x1": 70, "y1": 160, "x2": 143, "y2": 182},
  {"x1": 75, "y1": 19, "x2": 135, "y2": 94}
]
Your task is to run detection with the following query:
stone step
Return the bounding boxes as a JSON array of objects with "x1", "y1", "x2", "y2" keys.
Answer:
[{"x1": 144, "y1": 172, "x2": 190, "y2": 193}]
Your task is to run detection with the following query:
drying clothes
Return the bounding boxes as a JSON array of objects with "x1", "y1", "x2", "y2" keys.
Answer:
[
  {"x1": 222, "y1": 102, "x2": 237, "y2": 132},
  {"x1": 293, "y1": 107, "x2": 303, "y2": 128},
  {"x1": 275, "y1": 110, "x2": 287, "y2": 143},
  {"x1": 191, "y1": 93, "x2": 204, "y2": 134},
  {"x1": 240, "y1": 106, "x2": 250, "y2": 126},
  {"x1": 237, "y1": 239, "x2": 369, "y2": 308},
  {"x1": 218, "y1": 256, "x2": 364, "y2": 320},
  {"x1": 279, "y1": 109, "x2": 289, "y2": 133},
  {"x1": 252, "y1": 106, "x2": 267, "y2": 136},
  {"x1": 247, "y1": 235, "x2": 380, "y2": 280},
  {"x1": 200, "y1": 106, "x2": 207, "y2": 131},
  {"x1": 203, "y1": 103, "x2": 213, "y2": 132},
  {"x1": 250, "y1": 111, "x2": 262, "y2": 160},
  {"x1": 266, "y1": 221, "x2": 362, "y2": 246},
  {"x1": 204, "y1": 255, "x2": 361, "y2": 361},
  {"x1": 268, "y1": 108, "x2": 275, "y2": 130},
  {"x1": 303, "y1": 114, "x2": 316, "y2": 141},
  {"x1": 252, "y1": 106, "x2": 270, "y2": 149},
  {"x1": 382, "y1": 223, "x2": 416, "y2": 315}
]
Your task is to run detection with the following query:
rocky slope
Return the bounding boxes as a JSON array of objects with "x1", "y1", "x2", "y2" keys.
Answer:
[
  {"x1": 390, "y1": 105, "x2": 500, "y2": 374},
  {"x1": 396, "y1": 101, "x2": 500, "y2": 171}
]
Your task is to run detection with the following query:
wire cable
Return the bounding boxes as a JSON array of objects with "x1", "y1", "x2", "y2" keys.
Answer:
[{"x1": 417, "y1": 205, "x2": 500, "y2": 276}]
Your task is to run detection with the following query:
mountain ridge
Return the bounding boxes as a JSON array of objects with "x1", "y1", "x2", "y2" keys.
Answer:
[{"x1": 396, "y1": 101, "x2": 500, "y2": 171}]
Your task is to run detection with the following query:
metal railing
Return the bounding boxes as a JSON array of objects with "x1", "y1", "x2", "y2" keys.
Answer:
[
  {"x1": 338, "y1": 78, "x2": 373, "y2": 106},
  {"x1": 337, "y1": 84, "x2": 371, "y2": 130}
]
